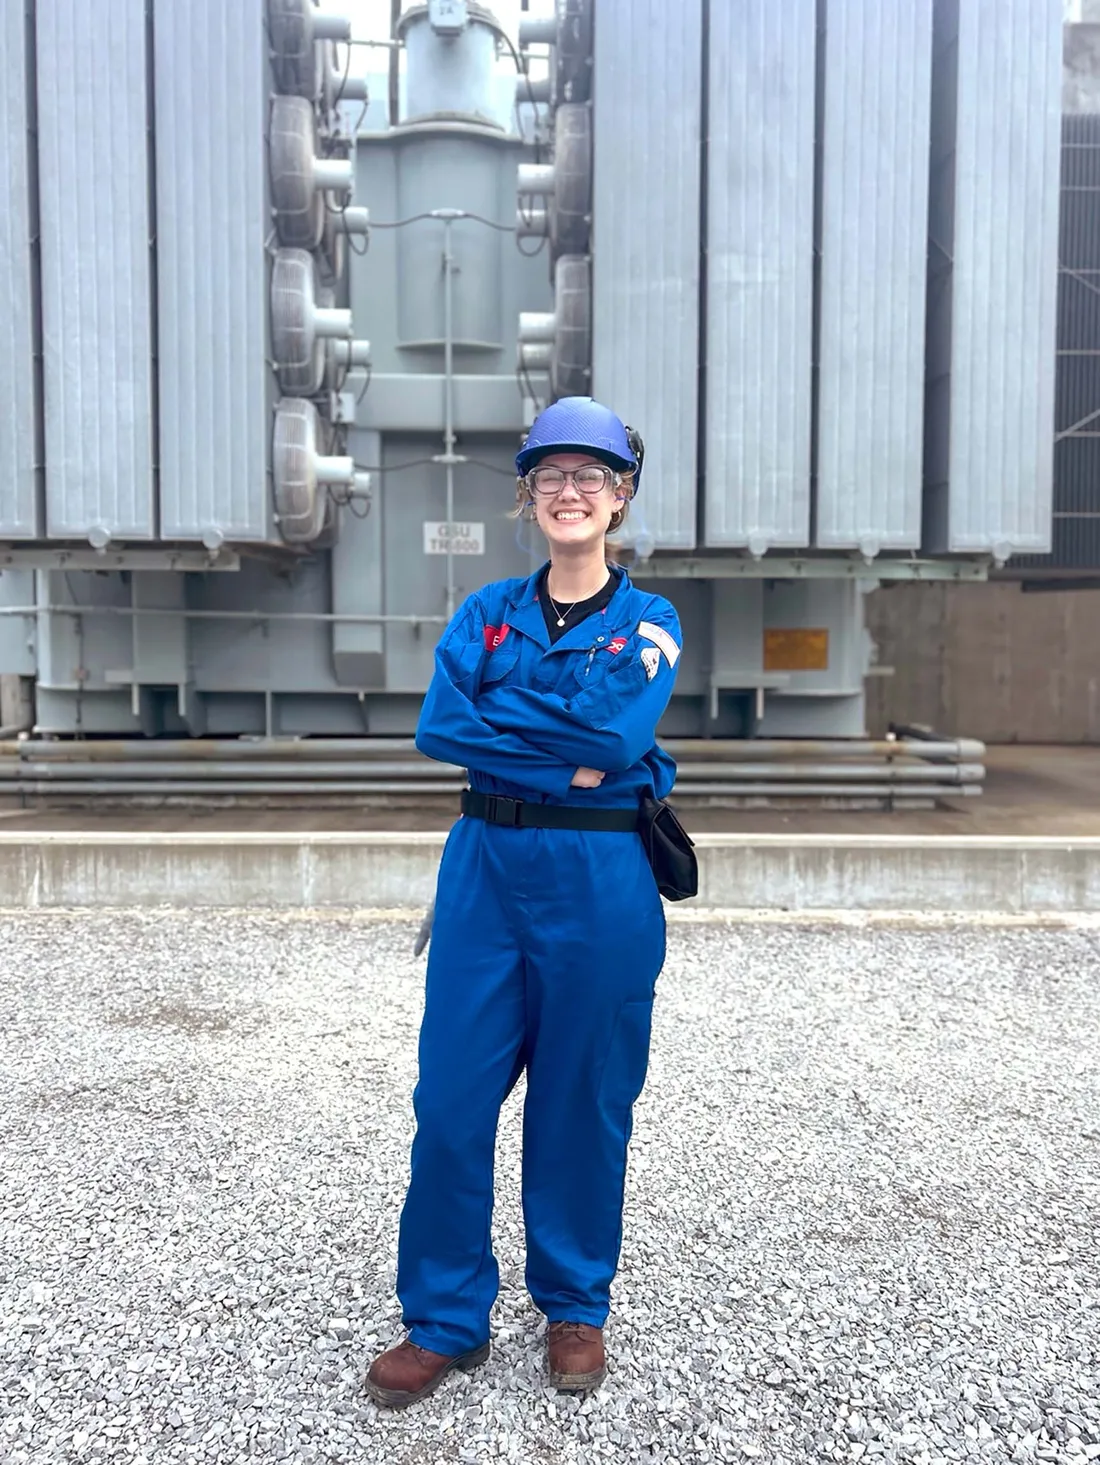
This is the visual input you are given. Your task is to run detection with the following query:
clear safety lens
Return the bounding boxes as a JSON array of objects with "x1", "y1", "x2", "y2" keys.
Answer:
[{"x1": 529, "y1": 465, "x2": 618, "y2": 496}]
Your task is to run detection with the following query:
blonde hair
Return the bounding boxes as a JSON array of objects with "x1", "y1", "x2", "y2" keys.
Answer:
[{"x1": 511, "y1": 469, "x2": 635, "y2": 534}]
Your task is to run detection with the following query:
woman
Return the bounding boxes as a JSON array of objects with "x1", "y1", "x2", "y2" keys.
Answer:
[{"x1": 366, "y1": 397, "x2": 682, "y2": 1408}]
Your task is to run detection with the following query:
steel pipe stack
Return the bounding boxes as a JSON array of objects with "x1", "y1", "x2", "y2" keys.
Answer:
[{"x1": 0, "y1": 736, "x2": 986, "y2": 807}]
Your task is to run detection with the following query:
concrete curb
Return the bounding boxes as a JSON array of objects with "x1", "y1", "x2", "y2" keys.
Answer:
[{"x1": 1, "y1": 832, "x2": 1100, "y2": 913}]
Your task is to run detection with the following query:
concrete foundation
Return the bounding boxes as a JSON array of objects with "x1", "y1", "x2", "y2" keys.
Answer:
[{"x1": 2, "y1": 831, "x2": 1099, "y2": 915}]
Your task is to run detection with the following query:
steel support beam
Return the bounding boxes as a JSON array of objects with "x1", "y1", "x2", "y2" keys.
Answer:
[
  {"x1": 629, "y1": 556, "x2": 991, "y2": 582},
  {"x1": 0, "y1": 549, "x2": 241, "y2": 572}
]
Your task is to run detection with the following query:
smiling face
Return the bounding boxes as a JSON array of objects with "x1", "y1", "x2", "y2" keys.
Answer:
[{"x1": 528, "y1": 453, "x2": 628, "y2": 552}]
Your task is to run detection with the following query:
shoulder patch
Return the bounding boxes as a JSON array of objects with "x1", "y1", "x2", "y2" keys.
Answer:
[{"x1": 638, "y1": 619, "x2": 681, "y2": 668}]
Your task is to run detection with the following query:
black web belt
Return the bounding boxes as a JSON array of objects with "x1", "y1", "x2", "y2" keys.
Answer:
[{"x1": 461, "y1": 789, "x2": 639, "y2": 833}]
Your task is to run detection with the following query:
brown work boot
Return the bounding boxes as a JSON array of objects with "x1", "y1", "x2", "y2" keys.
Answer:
[
  {"x1": 364, "y1": 1337, "x2": 490, "y2": 1409},
  {"x1": 547, "y1": 1321, "x2": 606, "y2": 1392}
]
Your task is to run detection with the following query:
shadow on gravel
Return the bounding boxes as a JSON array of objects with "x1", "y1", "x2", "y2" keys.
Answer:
[
  {"x1": 107, "y1": 1000, "x2": 256, "y2": 1035},
  {"x1": 30, "y1": 1068, "x2": 199, "y2": 1116}
]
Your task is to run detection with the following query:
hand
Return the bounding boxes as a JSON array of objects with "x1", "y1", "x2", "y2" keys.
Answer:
[{"x1": 570, "y1": 766, "x2": 606, "y2": 789}]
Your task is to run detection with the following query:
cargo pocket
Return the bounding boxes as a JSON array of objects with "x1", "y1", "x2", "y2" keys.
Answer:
[{"x1": 598, "y1": 999, "x2": 655, "y2": 1134}]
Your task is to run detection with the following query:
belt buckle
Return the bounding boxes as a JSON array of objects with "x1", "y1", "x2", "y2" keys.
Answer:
[{"x1": 485, "y1": 794, "x2": 522, "y2": 827}]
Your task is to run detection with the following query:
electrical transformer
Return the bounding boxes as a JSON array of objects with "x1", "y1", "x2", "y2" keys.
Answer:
[{"x1": 0, "y1": 0, "x2": 1066, "y2": 752}]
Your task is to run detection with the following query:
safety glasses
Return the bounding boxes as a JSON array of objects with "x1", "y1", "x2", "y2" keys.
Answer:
[{"x1": 526, "y1": 465, "x2": 623, "y2": 496}]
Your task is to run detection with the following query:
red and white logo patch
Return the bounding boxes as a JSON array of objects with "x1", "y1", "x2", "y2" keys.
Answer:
[
  {"x1": 483, "y1": 623, "x2": 511, "y2": 651},
  {"x1": 608, "y1": 637, "x2": 628, "y2": 655}
]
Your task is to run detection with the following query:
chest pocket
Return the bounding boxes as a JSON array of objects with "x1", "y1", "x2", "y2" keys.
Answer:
[
  {"x1": 566, "y1": 634, "x2": 632, "y2": 694},
  {"x1": 481, "y1": 634, "x2": 522, "y2": 689}
]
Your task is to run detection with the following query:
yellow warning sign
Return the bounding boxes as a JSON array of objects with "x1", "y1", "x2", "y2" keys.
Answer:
[{"x1": 763, "y1": 628, "x2": 829, "y2": 672}]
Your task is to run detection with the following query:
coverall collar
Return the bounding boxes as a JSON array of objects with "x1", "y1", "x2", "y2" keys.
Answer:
[{"x1": 504, "y1": 561, "x2": 635, "y2": 653}]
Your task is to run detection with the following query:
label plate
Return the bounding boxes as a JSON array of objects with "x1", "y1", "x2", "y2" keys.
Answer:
[
  {"x1": 423, "y1": 521, "x2": 485, "y2": 555},
  {"x1": 763, "y1": 628, "x2": 829, "y2": 672}
]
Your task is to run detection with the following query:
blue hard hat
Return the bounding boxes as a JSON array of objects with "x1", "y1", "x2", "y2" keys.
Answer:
[{"x1": 515, "y1": 397, "x2": 643, "y2": 491}]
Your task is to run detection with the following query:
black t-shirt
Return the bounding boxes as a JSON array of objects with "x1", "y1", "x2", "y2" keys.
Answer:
[{"x1": 537, "y1": 565, "x2": 621, "y2": 644}]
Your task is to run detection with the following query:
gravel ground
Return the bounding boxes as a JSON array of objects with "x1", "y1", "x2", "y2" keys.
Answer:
[{"x1": 0, "y1": 911, "x2": 1098, "y2": 1465}]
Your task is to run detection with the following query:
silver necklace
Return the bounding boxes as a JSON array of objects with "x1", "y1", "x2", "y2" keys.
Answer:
[
  {"x1": 547, "y1": 571, "x2": 609, "y2": 628},
  {"x1": 547, "y1": 591, "x2": 577, "y2": 628}
]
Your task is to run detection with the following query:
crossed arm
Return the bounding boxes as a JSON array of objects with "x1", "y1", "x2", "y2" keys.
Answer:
[
  {"x1": 415, "y1": 602, "x2": 577, "y2": 798},
  {"x1": 415, "y1": 593, "x2": 681, "y2": 791}
]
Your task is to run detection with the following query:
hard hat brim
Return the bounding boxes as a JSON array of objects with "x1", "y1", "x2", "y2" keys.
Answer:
[{"x1": 517, "y1": 442, "x2": 636, "y2": 478}]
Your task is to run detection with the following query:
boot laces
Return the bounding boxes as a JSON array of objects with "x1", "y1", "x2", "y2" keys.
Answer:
[{"x1": 552, "y1": 1321, "x2": 590, "y2": 1338}]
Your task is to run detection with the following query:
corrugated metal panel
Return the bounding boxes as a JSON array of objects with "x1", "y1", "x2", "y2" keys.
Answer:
[
  {"x1": 591, "y1": 0, "x2": 702, "y2": 552},
  {"x1": 815, "y1": 0, "x2": 933, "y2": 552},
  {"x1": 923, "y1": 0, "x2": 1062, "y2": 557},
  {"x1": 1013, "y1": 115, "x2": 1100, "y2": 570},
  {"x1": 154, "y1": 0, "x2": 273, "y2": 543},
  {"x1": 0, "y1": 0, "x2": 42, "y2": 538},
  {"x1": 36, "y1": 0, "x2": 155, "y2": 540},
  {"x1": 705, "y1": 0, "x2": 816, "y2": 550}
]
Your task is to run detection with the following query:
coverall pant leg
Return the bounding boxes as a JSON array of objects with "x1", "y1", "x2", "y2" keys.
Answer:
[
  {"x1": 396, "y1": 821, "x2": 526, "y2": 1356},
  {"x1": 515, "y1": 828, "x2": 666, "y2": 1326}
]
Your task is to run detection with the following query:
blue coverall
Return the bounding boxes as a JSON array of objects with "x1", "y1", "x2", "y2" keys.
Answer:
[{"x1": 397, "y1": 562, "x2": 682, "y2": 1357}]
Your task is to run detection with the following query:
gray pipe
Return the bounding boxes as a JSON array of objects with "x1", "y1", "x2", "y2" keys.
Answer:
[
  {"x1": 1, "y1": 760, "x2": 460, "y2": 781},
  {"x1": 11, "y1": 779, "x2": 979, "y2": 801},
  {"x1": 3, "y1": 736, "x2": 984, "y2": 763},
  {"x1": 3, "y1": 738, "x2": 426, "y2": 760},
  {"x1": 334, "y1": 206, "x2": 371, "y2": 237},
  {"x1": 442, "y1": 212, "x2": 457, "y2": 619},
  {"x1": 516, "y1": 206, "x2": 549, "y2": 239},
  {"x1": 0, "y1": 606, "x2": 447, "y2": 625},
  {"x1": 518, "y1": 16, "x2": 558, "y2": 44},
  {"x1": 662, "y1": 738, "x2": 987, "y2": 762},
  {"x1": 518, "y1": 163, "x2": 555, "y2": 194},
  {"x1": 672, "y1": 783, "x2": 983, "y2": 799},
  {"x1": 12, "y1": 780, "x2": 465, "y2": 797},
  {"x1": 520, "y1": 75, "x2": 552, "y2": 105},
  {"x1": 672, "y1": 762, "x2": 986, "y2": 784},
  {"x1": 0, "y1": 758, "x2": 985, "y2": 785}
]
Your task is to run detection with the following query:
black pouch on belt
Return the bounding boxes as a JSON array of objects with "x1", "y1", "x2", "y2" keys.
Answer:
[{"x1": 638, "y1": 795, "x2": 698, "y2": 901}]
